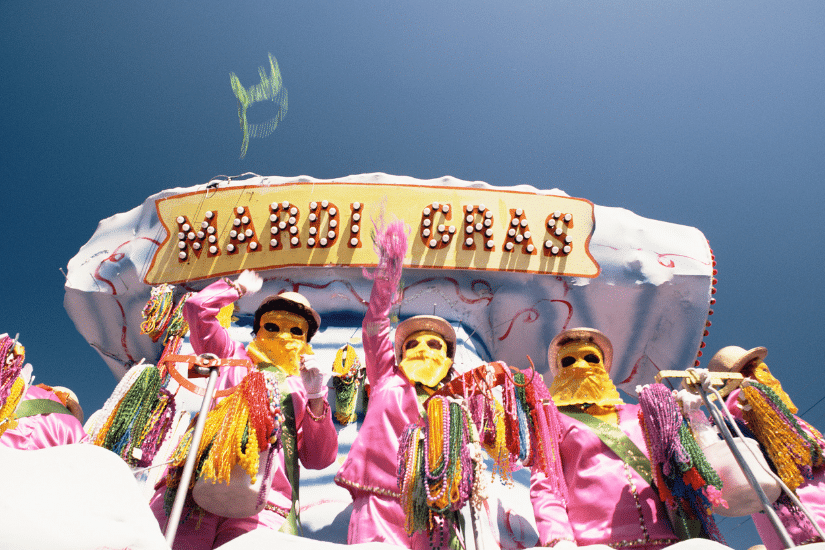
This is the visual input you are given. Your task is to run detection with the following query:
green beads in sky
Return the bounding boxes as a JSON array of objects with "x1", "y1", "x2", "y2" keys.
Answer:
[{"x1": 230, "y1": 53, "x2": 288, "y2": 159}]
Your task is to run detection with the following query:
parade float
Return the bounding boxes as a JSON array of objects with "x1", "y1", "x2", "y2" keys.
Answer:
[{"x1": 3, "y1": 173, "x2": 726, "y2": 549}]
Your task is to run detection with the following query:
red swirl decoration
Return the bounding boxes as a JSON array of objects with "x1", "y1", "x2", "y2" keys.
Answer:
[
  {"x1": 400, "y1": 276, "x2": 494, "y2": 306},
  {"x1": 497, "y1": 299, "x2": 573, "y2": 342}
]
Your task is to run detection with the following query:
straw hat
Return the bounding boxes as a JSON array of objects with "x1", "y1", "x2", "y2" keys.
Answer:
[
  {"x1": 707, "y1": 346, "x2": 768, "y2": 374},
  {"x1": 253, "y1": 292, "x2": 321, "y2": 341},
  {"x1": 51, "y1": 386, "x2": 84, "y2": 424},
  {"x1": 547, "y1": 327, "x2": 613, "y2": 377},
  {"x1": 394, "y1": 315, "x2": 456, "y2": 364}
]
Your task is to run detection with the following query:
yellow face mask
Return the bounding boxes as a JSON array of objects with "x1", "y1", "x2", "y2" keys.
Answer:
[
  {"x1": 748, "y1": 361, "x2": 797, "y2": 414},
  {"x1": 246, "y1": 311, "x2": 312, "y2": 376},
  {"x1": 398, "y1": 330, "x2": 453, "y2": 388},
  {"x1": 548, "y1": 340, "x2": 624, "y2": 408}
]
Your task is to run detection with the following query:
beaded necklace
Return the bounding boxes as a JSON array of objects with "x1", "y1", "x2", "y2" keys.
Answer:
[
  {"x1": 525, "y1": 372, "x2": 567, "y2": 502},
  {"x1": 141, "y1": 284, "x2": 175, "y2": 342},
  {"x1": 164, "y1": 292, "x2": 192, "y2": 343},
  {"x1": 397, "y1": 395, "x2": 479, "y2": 541},
  {"x1": 0, "y1": 376, "x2": 24, "y2": 436},
  {"x1": 638, "y1": 383, "x2": 724, "y2": 542},
  {"x1": 741, "y1": 380, "x2": 823, "y2": 491},
  {"x1": 87, "y1": 363, "x2": 145, "y2": 441},
  {"x1": 0, "y1": 335, "x2": 26, "y2": 436},
  {"x1": 398, "y1": 361, "x2": 569, "y2": 542},
  {"x1": 163, "y1": 369, "x2": 284, "y2": 513},
  {"x1": 331, "y1": 344, "x2": 364, "y2": 424},
  {"x1": 94, "y1": 366, "x2": 177, "y2": 467},
  {"x1": 0, "y1": 335, "x2": 25, "y2": 403}
]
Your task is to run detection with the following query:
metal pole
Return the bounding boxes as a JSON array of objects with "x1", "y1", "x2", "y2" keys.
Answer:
[
  {"x1": 469, "y1": 503, "x2": 482, "y2": 550},
  {"x1": 697, "y1": 386, "x2": 795, "y2": 548},
  {"x1": 164, "y1": 366, "x2": 220, "y2": 547}
]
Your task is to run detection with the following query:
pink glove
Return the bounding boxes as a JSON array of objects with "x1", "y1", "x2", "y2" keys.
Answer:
[{"x1": 300, "y1": 354, "x2": 332, "y2": 399}]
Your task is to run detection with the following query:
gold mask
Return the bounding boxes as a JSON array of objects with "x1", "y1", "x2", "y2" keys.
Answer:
[
  {"x1": 398, "y1": 330, "x2": 453, "y2": 388},
  {"x1": 548, "y1": 341, "x2": 624, "y2": 408},
  {"x1": 246, "y1": 311, "x2": 312, "y2": 376}
]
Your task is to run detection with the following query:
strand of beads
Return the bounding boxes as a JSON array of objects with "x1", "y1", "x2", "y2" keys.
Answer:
[
  {"x1": 87, "y1": 364, "x2": 146, "y2": 441},
  {"x1": 398, "y1": 395, "x2": 481, "y2": 539},
  {"x1": 0, "y1": 335, "x2": 25, "y2": 404},
  {"x1": 464, "y1": 401, "x2": 488, "y2": 511},
  {"x1": 163, "y1": 420, "x2": 196, "y2": 515},
  {"x1": 741, "y1": 380, "x2": 822, "y2": 491},
  {"x1": 138, "y1": 387, "x2": 177, "y2": 465},
  {"x1": 483, "y1": 396, "x2": 511, "y2": 485},
  {"x1": 192, "y1": 371, "x2": 277, "y2": 487},
  {"x1": 398, "y1": 422, "x2": 426, "y2": 535},
  {"x1": 423, "y1": 397, "x2": 450, "y2": 508},
  {"x1": 527, "y1": 373, "x2": 568, "y2": 502},
  {"x1": 164, "y1": 292, "x2": 192, "y2": 343},
  {"x1": 501, "y1": 373, "x2": 520, "y2": 461},
  {"x1": 242, "y1": 370, "x2": 274, "y2": 454},
  {"x1": 97, "y1": 366, "x2": 169, "y2": 467},
  {"x1": 140, "y1": 284, "x2": 175, "y2": 342},
  {"x1": 262, "y1": 371, "x2": 284, "y2": 444},
  {"x1": 513, "y1": 371, "x2": 534, "y2": 463},
  {"x1": 198, "y1": 379, "x2": 255, "y2": 484},
  {"x1": 638, "y1": 384, "x2": 725, "y2": 543},
  {"x1": 98, "y1": 367, "x2": 156, "y2": 450},
  {"x1": 0, "y1": 334, "x2": 25, "y2": 436},
  {"x1": 0, "y1": 376, "x2": 24, "y2": 436}
]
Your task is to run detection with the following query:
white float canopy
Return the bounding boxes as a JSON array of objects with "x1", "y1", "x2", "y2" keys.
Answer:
[{"x1": 64, "y1": 173, "x2": 713, "y2": 395}]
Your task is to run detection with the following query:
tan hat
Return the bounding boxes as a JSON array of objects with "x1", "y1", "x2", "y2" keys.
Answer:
[
  {"x1": 394, "y1": 316, "x2": 456, "y2": 364},
  {"x1": 253, "y1": 292, "x2": 321, "y2": 341},
  {"x1": 547, "y1": 327, "x2": 613, "y2": 377},
  {"x1": 51, "y1": 386, "x2": 84, "y2": 423},
  {"x1": 707, "y1": 345, "x2": 768, "y2": 374}
]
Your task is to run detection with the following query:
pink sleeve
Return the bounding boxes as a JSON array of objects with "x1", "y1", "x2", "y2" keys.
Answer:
[
  {"x1": 183, "y1": 278, "x2": 247, "y2": 361},
  {"x1": 530, "y1": 466, "x2": 575, "y2": 546},
  {"x1": 287, "y1": 377, "x2": 338, "y2": 470},
  {"x1": 362, "y1": 277, "x2": 398, "y2": 386}
]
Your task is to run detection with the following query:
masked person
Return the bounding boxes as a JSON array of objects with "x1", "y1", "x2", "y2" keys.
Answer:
[
  {"x1": 149, "y1": 270, "x2": 337, "y2": 550},
  {"x1": 530, "y1": 328, "x2": 679, "y2": 550},
  {"x1": 335, "y1": 220, "x2": 458, "y2": 549},
  {"x1": 709, "y1": 346, "x2": 825, "y2": 549},
  {"x1": 0, "y1": 334, "x2": 87, "y2": 449}
]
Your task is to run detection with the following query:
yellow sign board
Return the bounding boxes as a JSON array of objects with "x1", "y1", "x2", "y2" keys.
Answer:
[{"x1": 145, "y1": 182, "x2": 599, "y2": 284}]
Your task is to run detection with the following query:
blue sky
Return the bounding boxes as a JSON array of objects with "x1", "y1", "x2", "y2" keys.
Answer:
[{"x1": 1, "y1": 0, "x2": 823, "y2": 546}]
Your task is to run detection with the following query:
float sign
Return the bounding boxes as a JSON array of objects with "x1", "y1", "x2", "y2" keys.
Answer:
[{"x1": 146, "y1": 181, "x2": 599, "y2": 285}]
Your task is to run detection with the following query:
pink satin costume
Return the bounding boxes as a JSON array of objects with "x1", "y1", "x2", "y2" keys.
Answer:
[
  {"x1": 725, "y1": 388, "x2": 825, "y2": 549},
  {"x1": 149, "y1": 278, "x2": 338, "y2": 549},
  {"x1": 530, "y1": 404, "x2": 679, "y2": 549},
  {"x1": 334, "y1": 276, "x2": 432, "y2": 549},
  {"x1": 0, "y1": 385, "x2": 87, "y2": 449}
]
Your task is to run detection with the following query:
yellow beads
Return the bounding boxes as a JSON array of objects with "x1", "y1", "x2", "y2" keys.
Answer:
[
  {"x1": 0, "y1": 377, "x2": 24, "y2": 436},
  {"x1": 483, "y1": 397, "x2": 513, "y2": 486},
  {"x1": 742, "y1": 384, "x2": 812, "y2": 491}
]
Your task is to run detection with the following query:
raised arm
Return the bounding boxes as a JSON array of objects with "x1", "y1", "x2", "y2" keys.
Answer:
[
  {"x1": 361, "y1": 220, "x2": 408, "y2": 385},
  {"x1": 183, "y1": 278, "x2": 246, "y2": 360}
]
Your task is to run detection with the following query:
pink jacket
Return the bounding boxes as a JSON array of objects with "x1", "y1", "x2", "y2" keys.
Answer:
[
  {"x1": 725, "y1": 388, "x2": 825, "y2": 548},
  {"x1": 335, "y1": 277, "x2": 420, "y2": 499},
  {"x1": 0, "y1": 385, "x2": 87, "y2": 450},
  {"x1": 180, "y1": 278, "x2": 338, "y2": 511},
  {"x1": 530, "y1": 404, "x2": 678, "y2": 549}
]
